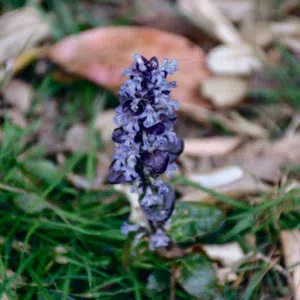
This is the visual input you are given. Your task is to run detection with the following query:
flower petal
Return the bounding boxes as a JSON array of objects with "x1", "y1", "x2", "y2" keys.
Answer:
[{"x1": 140, "y1": 150, "x2": 169, "y2": 174}]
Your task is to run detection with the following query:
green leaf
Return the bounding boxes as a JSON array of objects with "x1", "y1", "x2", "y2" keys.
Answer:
[
  {"x1": 146, "y1": 270, "x2": 170, "y2": 298},
  {"x1": 22, "y1": 160, "x2": 62, "y2": 184},
  {"x1": 14, "y1": 193, "x2": 47, "y2": 214},
  {"x1": 177, "y1": 254, "x2": 219, "y2": 299},
  {"x1": 170, "y1": 202, "x2": 224, "y2": 243}
]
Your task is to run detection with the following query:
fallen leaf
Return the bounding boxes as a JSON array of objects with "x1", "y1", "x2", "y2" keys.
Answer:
[
  {"x1": 184, "y1": 137, "x2": 241, "y2": 157},
  {"x1": 48, "y1": 26, "x2": 210, "y2": 105},
  {"x1": 271, "y1": 17, "x2": 300, "y2": 37},
  {"x1": 215, "y1": 267, "x2": 238, "y2": 285},
  {"x1": 280, "y1": 230, "x2": 300, "y2": 300},
  {"x1": 38, "y1": 99, "x2": 57, "y2": 146},
  {"x1": 179, "y1": 102, "x2": 268, "y2": 138},
  {"x1": 181, "y1": 173, "x2": 272, "y2": 203},
  {"x1": 178, "y1": 0, "x2": 242, "y2": 44},
  {"x1": 259, "y1": 0, "x2": 282, "y2": 19},
  {"x1": 65, "y1": 124, "x2": 88, "y2": 153},
  {"x1": 5, "y1": 109, "x2": 27, "y2": 128},
  {"x1": 207, "y1": 44, "x2": 263, "y2": 76},
  {"x1": 271, "y1": 134, "x2": 300, "y2": 164},
  {"x1": 244, "y1": 156, "x2": 284, "y2": 184},
  {"x1": 188, "y1": 166, "x2": 244, "y2": 188},
  {"x1": 132, "y1": 0, "x2": 216, "y2": 48},
  {"x1": 213, "y1": 174, "x2": 272, "y2": 196},
  {"x1": 223, "y1": 111, "x2": 269, "y2": 138},
  {"x1": 178, "y1": 102, "x2": 211, "y2": 124},
  {"x1": 201, "y1": 76, "x2": 248, "y2": 108},
  {"x1": 3, "y1": 79, "x2": 33, "y2": 113},
  {"x1": 241, "y1": 20, "x2": 273, "y2": 47},
  {"x1": 224, "y1": 134, "x2": 300, "y2": 183},
  {"x1": 213, "y1": 0, "x2": 254, "y2": 22},
  {"x1": 203, "y1": 242, "x2": 245, "y2": 267},
  {"x1": 211, "y1": 111, "x2": 269, "y2": 138},
  {"x1": 0, "y1": 6, "x2": 51, "y2": 65},
  {"x1": 94, "y1": 109, "x2": 115, "y2": 143},
  {"x1": 271, "y1": 17, "x2": 300, "y2": 53}
]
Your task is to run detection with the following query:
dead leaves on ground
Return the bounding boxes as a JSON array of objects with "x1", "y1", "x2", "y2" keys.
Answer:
[
  {"x1": 0, "y1": 6, "x2": 51, "y2": 82},
  {"x1": 201, "y1": 76, "x2": 248, "y2": 108},
  {"x1": 181, "y1": 167, "x2": 272, "y2": 205},
  {"x1": 2, "y1": 79, "x2": 33, "y2": 128},
  {"x1": 184, "y1": 137, "x2": 242, "y2": 157},
  {"x1": 48, "y1": 26, "x2": 210, "y2": 105},
  {"x1": 280, "y1": 230, "x2": 300, "y2": 300}
]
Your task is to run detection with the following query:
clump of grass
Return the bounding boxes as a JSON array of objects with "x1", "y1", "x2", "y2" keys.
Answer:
[{"x1": 250, "y1": 46, "x2": 300, "y2": 108}]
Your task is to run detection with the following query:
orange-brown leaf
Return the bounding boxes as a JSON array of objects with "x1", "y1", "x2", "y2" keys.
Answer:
[{"x1": 48, "y1": 26, "x2": 210, "y2": 105}]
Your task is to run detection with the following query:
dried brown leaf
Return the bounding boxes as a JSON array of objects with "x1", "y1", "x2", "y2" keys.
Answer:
[
  {"x1": 188, "y1": 166, "x2": 244, "y2": 188},
  {"x1": 49, "y1": 26, "x2": 210, "y2": 105},
  {"x1": 207, "y1": 44, "x2": 263, "y2": 76},
  {"x1": 178, "y1": 103, "x2": 268, "y2": 138},
  {"x1": 241, "y1": 155, "x2": 284, "y2": 183},
  {"x1": 181, "y1": 173, "x2": 272, "y2": 204},
  {"x1": 65, "y1": 124, "x2": 88, "y2": 153},
  {"x1": 241, "y1": 20, "x2": 273, "y2": 47},
  {"x1": 215, "y1": 267, "x2": 238, "y2": 285},
  {"x1": 3, "y1": 79, "x2": 33, "y2": 113},
  {"x1": 94, "y1": 109, "x2": 115, "y2": 143},
  {"x1": 221, "y1": 134, "x2": 300, "y2": 183},
  {"x1": 184, "y1": 137, "x2": 242, "y2": 157},
  {"x1": 280, "y1": 230, "x2": 300, "y2": 300},
  {"x1": 270, "y1": 134, "x2": 300, "y2": 164},
  {"x1": 203, "y1": 242, "x2": 245, "y2": 267},
  {"x1": 178, "y1": 102, "x2": 211, "y2": 124},
  {"x1": 39, "y1": 99, "x2": 58, "y2": 152},
  {"x1": 178, "y1": 0, "x2": 242, "y2": 44},
  {"x1": 0, "y1": 6, "x2": 51, "y2": 65},
  {"x1": 223, "y1": 112, "x2": 269, "y2": 138},
  {"x1": 201, "y1": 76, "x2": 248, "y2": 108},
  {"x1": 133, "y1": 0, "x2": 216, "y2": 48},
  {"x1": 213, "y1": 0, "x2": 254, "y2": 22},
  {"x1": 271, "y1": 17, "x2": 300, "y2": 53},
  {"x1": 6, "y1": 109, "x2": 27, "y2": 128}
]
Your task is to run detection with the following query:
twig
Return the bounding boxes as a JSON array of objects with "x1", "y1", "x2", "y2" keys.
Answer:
[{"x1": 170, "y1": 265, "x2": 177, "y2": 300}]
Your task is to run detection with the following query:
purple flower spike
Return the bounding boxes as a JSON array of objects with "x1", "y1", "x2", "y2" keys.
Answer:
[{"x1": 108, "y1": 54, "x2": 183, "y2": 249}]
